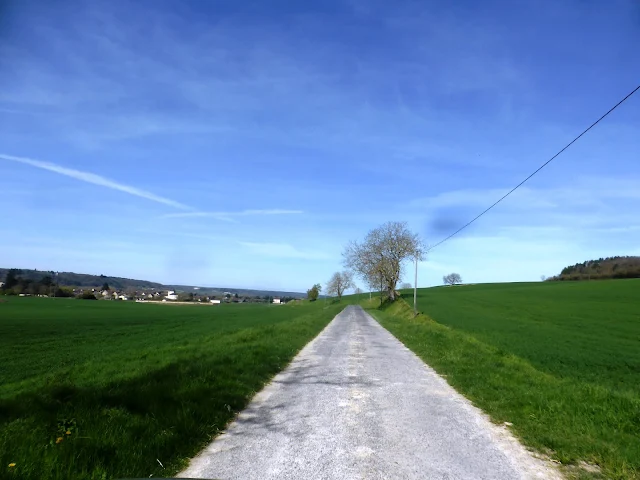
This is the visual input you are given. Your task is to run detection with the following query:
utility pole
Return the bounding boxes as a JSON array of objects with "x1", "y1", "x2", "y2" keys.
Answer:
[{"x1": 413, "y1": 256, "x2": 418, "y2": 316}]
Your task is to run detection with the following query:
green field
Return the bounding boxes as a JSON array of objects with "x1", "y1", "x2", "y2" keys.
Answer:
[
  {"x1": 368, "y1": 280, "x2": 640, "y2": 479},
  {"x1": 0, "y1": 298, "x2": 343, "y2": 480}
]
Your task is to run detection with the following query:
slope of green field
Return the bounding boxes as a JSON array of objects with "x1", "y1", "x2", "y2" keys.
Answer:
[
  {"x1": 371, "y1": 280, "x2": 640, "y2": 479},
  {"x1": 0, "y1": 298, "x2": 343, "y2": 480}
]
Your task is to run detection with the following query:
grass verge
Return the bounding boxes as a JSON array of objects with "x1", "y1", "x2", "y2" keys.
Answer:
[
  {"x1": 0, "y1": 298, "x2": 344, "y2": 480},
  {"x1": 360, "y1": 283, "x2": 640, "y2": 480}
]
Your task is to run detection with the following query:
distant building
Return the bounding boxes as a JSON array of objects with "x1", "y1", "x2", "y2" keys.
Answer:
[
  {"x1": 272, "y1": 297, "x2": 281, "y2": 304},
  {"x1": 166, "y1": 290, "x2": 178, "y2": 301},
  {"x1": 210, "y1": 299, "x2": 221, "y2": 304}
]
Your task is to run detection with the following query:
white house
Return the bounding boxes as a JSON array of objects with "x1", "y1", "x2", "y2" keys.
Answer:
[
  {"x1": 166, "y1": 290, "x2": 178, "y2": 301},
  {"x1": 118, "y1": 294, "x2": 129, "y2": 301},
  {"x1": 272, "y1": 297, "x2": 281, "y2": 304},
  {"x1": 210, "y1": 299, "x2": 221, "y2": 304}
]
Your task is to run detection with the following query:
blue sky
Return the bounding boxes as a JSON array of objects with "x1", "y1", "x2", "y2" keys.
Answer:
[{"x1": 1, "y1": 0, "x2": 639, "y2": 292}]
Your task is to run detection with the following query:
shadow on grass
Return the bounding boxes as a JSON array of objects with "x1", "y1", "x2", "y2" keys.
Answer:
[
  {"x1": 1, "y1": 359, "x2": 256, "y2": 479},
  {"x1": 0, "y1": 333, "x2": 321, "y2": 480}
]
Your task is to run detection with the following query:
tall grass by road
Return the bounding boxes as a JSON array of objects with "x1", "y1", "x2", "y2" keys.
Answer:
[
  {"x1": 0, "y1": 298, "x2": 343, "y2": 480},
  {"x1": 365, "y1": 280, "x2": 640, "y2": 480}
]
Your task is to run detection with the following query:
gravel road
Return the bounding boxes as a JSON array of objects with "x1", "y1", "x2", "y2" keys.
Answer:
[{"x1": 179, "y1": 305, "x2": 561, "y2": 480}]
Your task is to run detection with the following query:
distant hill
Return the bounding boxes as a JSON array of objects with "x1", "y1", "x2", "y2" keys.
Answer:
[
  {"x1": 548, "y1": 256, "x2": 640, "y2": 281},
  {"x1": 0, "y1": 268, "x2": 163, "y2": 290},
  {"x1": 0, "y1": 268, "x2": 306, "y2": 298}
]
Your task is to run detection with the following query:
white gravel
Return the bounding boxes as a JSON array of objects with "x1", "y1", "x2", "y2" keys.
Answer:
[{"x1": 179, "y1": 305, "x2": 563, "y2": 480}]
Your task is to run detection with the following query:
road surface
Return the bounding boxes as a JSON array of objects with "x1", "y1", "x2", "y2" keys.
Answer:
[{"x1": 179, "y1": 305, "x2": 561, "y2": 480}]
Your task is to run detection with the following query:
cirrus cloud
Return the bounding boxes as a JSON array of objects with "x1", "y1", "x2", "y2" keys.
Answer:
[{"x1": 0, "y1": 153, "x2": 190, "y2": 210}]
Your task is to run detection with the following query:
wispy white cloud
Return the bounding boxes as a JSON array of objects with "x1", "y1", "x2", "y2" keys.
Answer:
[
  {"x1": 407, "y1": 187, "x2": 558, "y2": 211},
  {"x1": 241, "y1": 209, "x2": 303, "y2": 215},
  {"x1": 0, "y1": 153, "x2": 190, "y2": 209},
  {"x1": 424, "y1": 233, "x2": 582, "y2": 284},
  {"x1": 163, "y1": 212, "x2": 237, "y2": 222},
  {"x1": 240, "y1": 242, "x2": 331, "y2": 260},
  {"x1": 408, "y1": 178, "x2": 640, "y2": 216},
  {"x1": 135, "y1": 229, "x2": 225, "y2": 242},
  {"x1": 163, "y1": 209, "x2": 303, "y2": 220},
  {"x1": 405, "y1": 177, "x2": 640, "y2": 280}
]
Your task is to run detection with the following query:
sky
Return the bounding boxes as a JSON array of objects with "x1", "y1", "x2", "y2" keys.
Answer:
[{"x1": 1, "y1": 0, "x2": 639, "y2": 292}]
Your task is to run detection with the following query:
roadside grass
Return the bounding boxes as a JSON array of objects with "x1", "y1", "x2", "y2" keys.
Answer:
[
  {"x1": 0, "y1": 298, "x2": 344, "y2": 480},
  {"x1": 358, "y1": 280, "x2": 640, "y2": 480}
]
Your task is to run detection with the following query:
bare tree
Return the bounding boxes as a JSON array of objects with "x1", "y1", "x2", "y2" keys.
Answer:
[
  {"x1": 443, "y1": 273, "x2": 462, "y2": 285},
  {"x1": 400, "y1": 282, "x2": 412, "y2": 289},
  {"x1": 344, "y1": 221, "x2": 424, "y2": 302},
  {"x1": 326, "y1": 271, "x2": 354, "y2": 300},
  {"x1": 540, "y1": 275, "x2": 546, "y2": 282}
]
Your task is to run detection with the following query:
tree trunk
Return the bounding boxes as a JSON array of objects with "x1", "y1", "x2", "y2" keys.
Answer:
[{"x1": 387, "y1": 286, "x2": 395, "y2": 301}]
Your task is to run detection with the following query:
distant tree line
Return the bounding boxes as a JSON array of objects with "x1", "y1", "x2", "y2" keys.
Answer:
[
  {"x1": 0, "y1": 268, "x2": 164, "y2": 290},
  {"x1": 547, "y1": 256, "x2": 640, "y2": 281},
  {"x1": 0, "y1": 268, "x2": 309, "y2": 300},
  {"x1": 0, "y1": 269, "x2": 74, "y2": 297}
]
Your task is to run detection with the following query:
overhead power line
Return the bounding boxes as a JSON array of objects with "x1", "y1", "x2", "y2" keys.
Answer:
[{"x1": 428, "y1": 84, "x2": 640, "y2": 252}]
